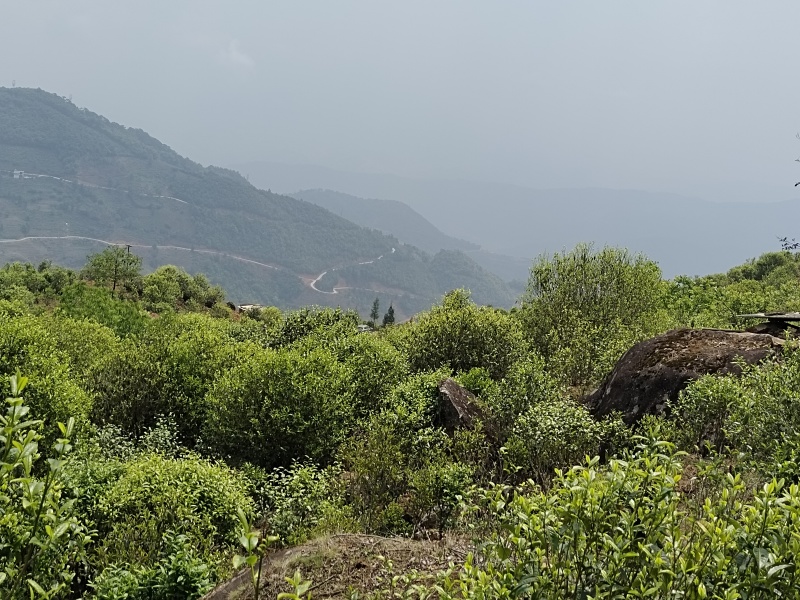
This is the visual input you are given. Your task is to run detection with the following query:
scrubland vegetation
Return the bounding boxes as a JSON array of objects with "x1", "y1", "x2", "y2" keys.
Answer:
[{"x1": 6, "y1": 244, "x2": 800, "y2": 598}]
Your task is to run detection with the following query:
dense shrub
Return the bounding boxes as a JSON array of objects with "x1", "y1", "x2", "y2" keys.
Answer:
[
  {"x1": 519, "y1": 244, "x2": 667, "y2": 387},
  {"x1": 0, "y1": 315, "x2": 93, "y2": 437},
  {"x1": 77, "y1": 453, "x2": 252, "y2": 574},
  {"x1": 291, "y1": 322, "x2": 410, "y2": 417},
  {"x1": 272, "y1": 306, "x2": 359, "y2": 347},
  {"x1": 58, "y1": 282, "x2": 147, "y2": 338},
  {"x1": 437, "y1": 440, "x2": 800, "y2": 599},
  {"x1": 397, "y1": 289, "x2": 526, "y2": 380},
  {"x1": 243, "y1": 461, "x2": 354, "y2": 545},
  {"x1": 90, "y1": 532, "x2": 214, "y2": 600},
  {"x1": 665, "y1": 275, "x2": 800, "y2": 330},
  {"x1": 203, "y1": 345, "x2": 352, "y2": 469},
  {"x1": 341, "y1": 371, "x2": 475, "y2": 534},
  {"x1": 90, "y1": 313, "x2": 240, "y2": 443},
  {"x1": 670, "y1": 347, "x2": 800, "y2": 462},
  {"x1": 482, "y1": 355, "x2": 564, "y2": 436},
  {"x1": 502, "y1": 398, "x2": 624, "y2": 484},
  {"x1": 141, "y1": 264, "x2": 225, "y2": 313}
]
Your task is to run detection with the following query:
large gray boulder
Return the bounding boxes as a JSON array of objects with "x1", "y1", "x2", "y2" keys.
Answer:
[
  {"x1": 586, "y1": 328, "x2": 785, "y2": 424},
  {"x1": 436, "y1": 378, "x2": 490, "y2": 433}
]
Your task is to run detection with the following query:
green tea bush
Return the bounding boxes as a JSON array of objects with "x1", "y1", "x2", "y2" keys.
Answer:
[
  {"x1": 665, "y1": 276, "x2": 795, "y2": 330},
  {"x1": 399, "y1": 289, "x2": 526, "y2": 380},
  {"x1": 502, "y1": 398, "x2": 623, "y2": 484},
  {"x1": 0, "y1": 372, "x2": 89, "y2": 599},
  {"x1": 90, "y1": 532, "x2": 214, "y2": 600},
  {"x1": 242, "y1": 461, "x2": 354, "y2": 545},
  {"x1": 341, "y1": 371, "x2": 475, "y2": 535},
  {"x1": 272, "y1": 306, "x2": 359, "y2": 347},
  {"x1": 519, "y1": 244, "x2": 667, "y2": 388},
  {"x1": 437, "y1": 439, "x2": 800, "y2": 599},
  {"x1": 141, "y1": 264, "x2": 226, "y2": 313},
  {"x1": 0, "y1": 315, "x2": 93, "y2": 438},
  {"x1": 671, "y1": 348, "x2": 800, "y2": 461},
  {"x1": 203, "y1": 345, "x2": 352, "y2": 469},
  {"x1": 90, "y1": 313, "x2": 240, "y2": 444},
  {"x1": 80, "y1": 453, "x2": 252, "y2": 574},
  {"x1": 40, "y1": 315, "x2": 119, "y2": 382},
  {"x1": 291, "y1": 321, "x2": 410, "y2": 418},
  {"x1": 58, "y1": 282, "x2": 147, "y2": 338},
  {"x1": 482, "y1": 355, "x2": 564, "y2": 437}
]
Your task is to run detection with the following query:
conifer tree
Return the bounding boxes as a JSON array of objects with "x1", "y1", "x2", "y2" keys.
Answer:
[
  {"x1": 382, "y1": 304, "x2": 395, "y2": 326},
  {"x1": 369, "y1": 297, "x2": 380, "y2": 327}
]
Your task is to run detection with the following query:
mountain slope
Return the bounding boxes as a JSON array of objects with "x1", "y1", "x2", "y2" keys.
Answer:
[
  {"x1": 290, "y1": 188, "x2": 478, "y2": 254},
  {"x1": 0, "y1": 88, "x2": 513, "y2": 313}
]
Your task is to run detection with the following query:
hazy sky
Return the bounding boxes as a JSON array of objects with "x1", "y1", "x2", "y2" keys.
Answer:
[{"x1": 3, "y1": 2, "x2": 800, "y2": 202}]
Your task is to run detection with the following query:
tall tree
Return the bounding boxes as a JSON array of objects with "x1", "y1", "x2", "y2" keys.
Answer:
[
  {"x1": 83, "y1": 246, "x2": 142, "y2": 293},
  {"x1": 369, "y1": 297, "x2": 380, "y2": 327},
  {"x1": 382, "y1": 304, "x2": 395, "y2": 327}
]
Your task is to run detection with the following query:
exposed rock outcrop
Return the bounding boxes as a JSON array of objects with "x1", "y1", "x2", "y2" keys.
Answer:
[
  {"x1": 586, "y1": 328, "x2": 785, "y2": 424},
  {"x1": 436, "y1": 378, "x2": 489, "y2": 433}
]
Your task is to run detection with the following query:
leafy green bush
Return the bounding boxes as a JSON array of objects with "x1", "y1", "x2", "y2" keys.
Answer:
[
  {"x1": 41, "y1": 315, "x2": 119, "y2": 382},
  {"x1": 272, "y1": 306, "x2": 359, "y2": 348},
  {"x1": 341, "y1": 371, "x2": 475, "y2": 535},
  {"x1": 671, "y1": 348, "x2": 800, "y2": 461},
  {"x1": 243, "y1": 461, "x2": 354, "y2": 545},
  {"x1": 519, "y1": 243, "x2": 666, "y2": 388},
  {"x1": 0, "y1": 372, "x2": 89, "y2": 599},
  {"x1": 203, "y1": 345, "x2": 352, "y2": 469},
  {"x1": 90, "y1": 531, "x2": 214, "y2": 600},
  {"x1": 141, "y1": 264, "x2": 225, "y2": 313},
  {"x1": 0, "y1": 315, "x2": 93, "y2": 438},
  {"x1": 291, "y1": 321, "x2": 410, "y2": 418},
  {"x1": 58, "y1": 282, "x2": 147, "y2": 338},
  {"x1": 482, "y1": 355, "x2": 564, "y2": 437},
  {"x1": 437, "y1": 439, "x2": 800, "y2": 599},
  {"x1": 399, "y1": 289, "x2": 526, "y2": 380},
  {"x1": 664, "y1": 275, "x2": 800, "y2": 330},
  {"x1": 502, "y1": 398, "x2": 623, "y2": 484},
  {"x1": 90, "y1": 313, "x2": 240, "y2": 444},
  {"x1": 80, "y1": 453, "x2": 252, "y2": 574}
]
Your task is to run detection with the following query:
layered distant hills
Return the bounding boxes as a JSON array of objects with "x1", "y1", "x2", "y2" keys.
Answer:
[
  {"x1": 234, "y1": 161, "x2": 800, "y2": 279},
  {"x1": 290, "y1": 189, "x2": 479, "y2": 255},
  {"x1": 0, "y1": 88, "x2": 514, "y2": 315}
]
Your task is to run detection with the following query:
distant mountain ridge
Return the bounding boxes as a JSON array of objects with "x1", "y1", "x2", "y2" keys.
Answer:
[
  {"x1": 233, "y1": 160, "x2": 800, "y2": 278},
  {"x1": 291, "y1": 188, "x2": 478, "y2": 255},
  {"x1": 0, "y1": 87, "x2": 515, "y2": 314},
  {"x1": 291, "y1": 188, "x2": 533, "y2": 282}
]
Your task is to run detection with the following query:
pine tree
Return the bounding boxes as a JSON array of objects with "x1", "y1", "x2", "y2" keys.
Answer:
[
  {"x1": 382, "y1": 304, "x2": 395, "y2": 327},
  {"x1": 369, "y1": 297, "x2": 380, "y2": 327}
]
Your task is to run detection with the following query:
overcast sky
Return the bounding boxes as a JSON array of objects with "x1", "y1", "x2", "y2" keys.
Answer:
[{"x1": 3, "y1": 2, "x2": 800, "y2": 202}]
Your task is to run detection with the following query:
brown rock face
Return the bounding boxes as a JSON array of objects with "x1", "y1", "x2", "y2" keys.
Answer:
[
  {"x1": 436, "y1": 378, "x2": 489, "y2": 433},
  {"x1": 586, "y1": 328, "x2": 785, "y2": 424}
]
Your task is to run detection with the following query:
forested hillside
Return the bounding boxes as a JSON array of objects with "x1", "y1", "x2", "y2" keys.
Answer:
[
  {"x1": 0, "y1": 87, "x2": 513, "y2": 312},
  {"x1": 6, "y1": 245, "x2": 800, "y2": 598}
]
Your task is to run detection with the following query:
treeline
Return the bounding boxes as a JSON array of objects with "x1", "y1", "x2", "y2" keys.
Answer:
[{"x1": 5, "y1": 244, "x2": 800, "y2": 597}]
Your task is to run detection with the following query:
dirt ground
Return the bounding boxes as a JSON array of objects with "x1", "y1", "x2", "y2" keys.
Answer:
[{"x1": 202, "y1": 533, "x2": 473, "y2": 599}]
